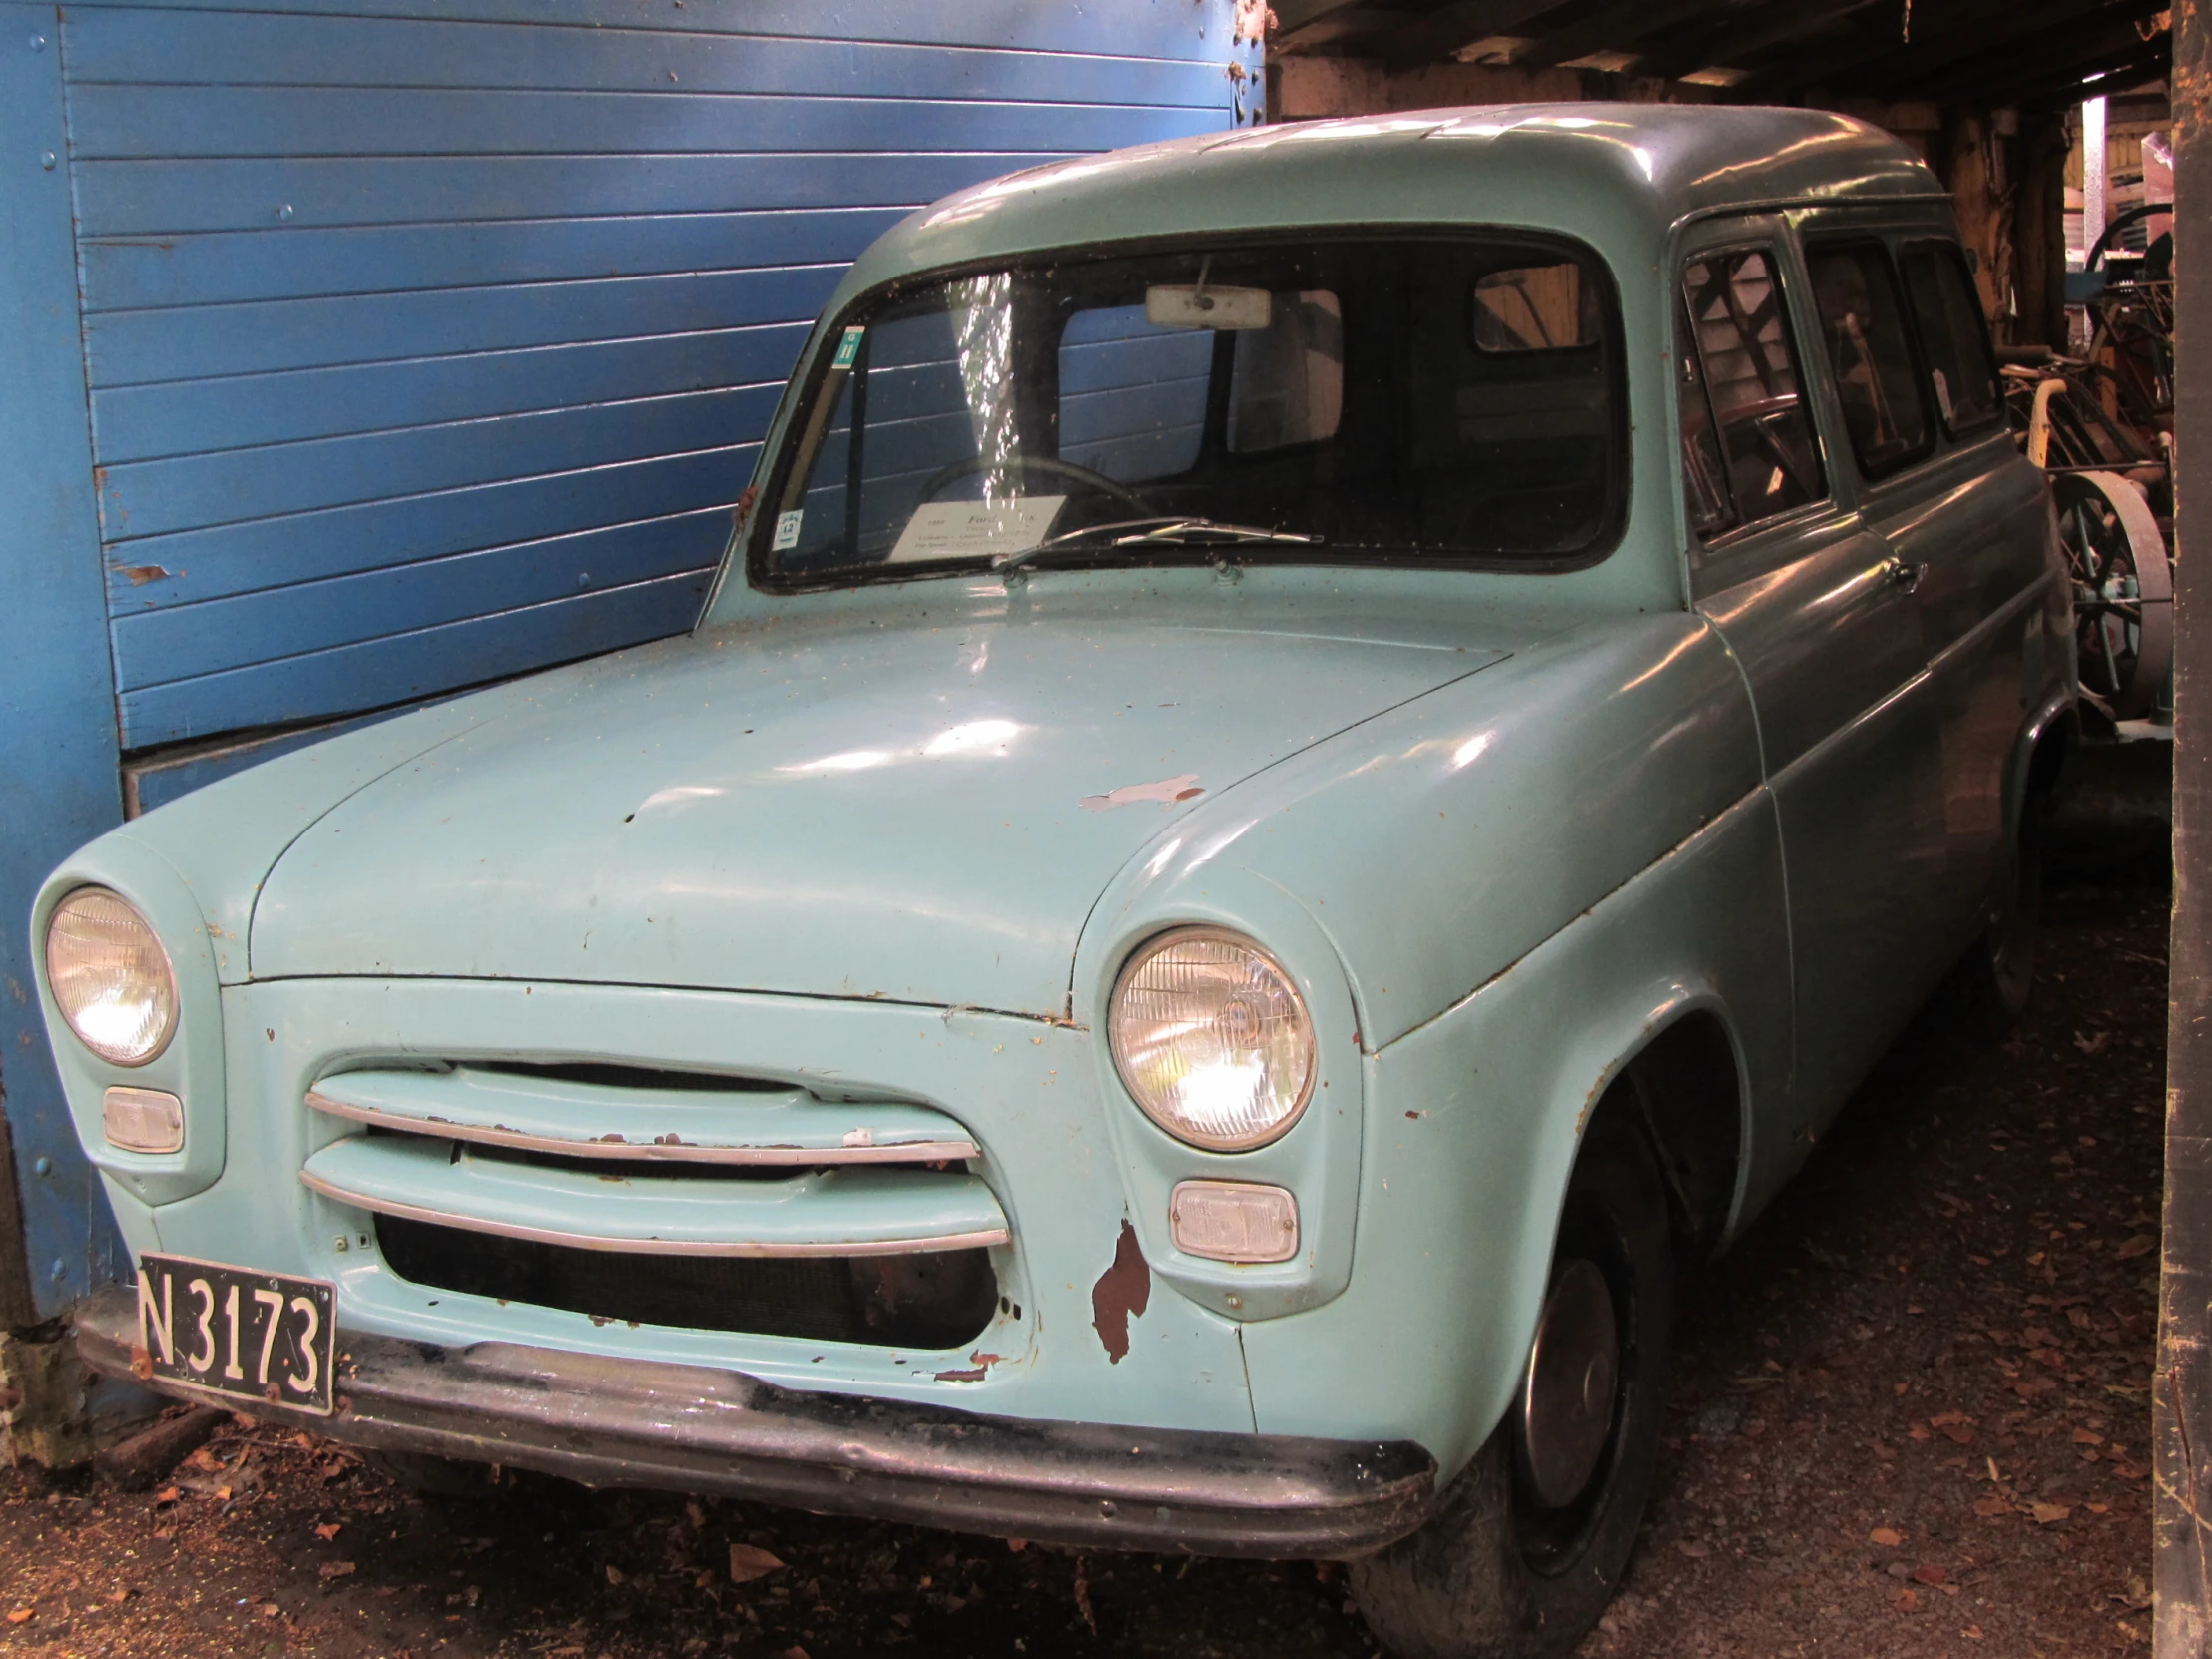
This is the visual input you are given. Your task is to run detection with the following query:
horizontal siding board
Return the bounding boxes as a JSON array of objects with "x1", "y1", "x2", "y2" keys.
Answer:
[
  {"x1": 80, "y1": 207, "x2": 902, "y2": 312},
  {"x1": 112, "y1": 509, "x2": 726, "y2": 685},
  {"x1": 70, "y1": 86, "x2": 1224, "y2": 162},
  {"x1": 61, "y1": 1, "x2": 1245, "y2": 751},
  {"x1": 59, "y1": 0, "x2": 1250, "y2": 64},
  {"x1": 102, "y1": 383, "x2": 777, "y2": 537},
  {"x1": 106, "y1": 445, "x2": 754, "y2": 610},
  {"x1": 74, "y1": 151, "x2": 1083, "y2": 237},
  {"x1": 119, "y1": 569, "x2": 712, "y2": 747},
  {"x1": 86, "y1": 266, "x2": 843, "y2": 386},
  {"x1": 92, "y1": 324, "x2": 804, "y2": 462},
  {"x1": 66, "y1": 10, "x2": 1235, "y2": 105}
]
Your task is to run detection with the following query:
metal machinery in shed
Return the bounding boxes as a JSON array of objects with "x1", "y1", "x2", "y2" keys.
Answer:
[{"x1": 0, "y1": 0, "x2": 1262, "y2": 1370}]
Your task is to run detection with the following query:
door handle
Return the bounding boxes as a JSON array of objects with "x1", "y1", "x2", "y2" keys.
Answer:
[{"x1": 1882, "y1": 556, "x2": 1928, "y2": 594}]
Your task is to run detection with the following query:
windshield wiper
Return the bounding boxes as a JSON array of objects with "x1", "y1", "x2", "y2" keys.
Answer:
[{"x1": 993, "y1": 517, "x2": 1322, "y2": 576}]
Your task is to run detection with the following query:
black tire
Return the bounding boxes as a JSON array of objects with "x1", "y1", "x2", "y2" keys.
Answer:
[
  {"x1": 1350, "y1": 1112, "x2": 1674, "y2": 1659},
  {"x1": 1952, "y1": 806, "x2": 2044, "y2": 1036}
]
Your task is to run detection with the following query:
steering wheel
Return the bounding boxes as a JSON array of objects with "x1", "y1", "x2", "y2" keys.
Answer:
[{"x1": 917, "y1": 454, "x2": 1152, "y2": 517}]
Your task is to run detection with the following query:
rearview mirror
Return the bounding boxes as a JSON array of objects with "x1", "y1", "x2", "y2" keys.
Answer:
[{"x1": 1145, "y1": 284, "x2": 1272, "y2": 330}]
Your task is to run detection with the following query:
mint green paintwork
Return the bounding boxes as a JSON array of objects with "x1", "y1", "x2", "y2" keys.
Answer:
[
  {"x1": 307, "y1": 1067, "x2": 979, "y2": 1162},
  {"x1": 300, "y1": 1137, "x2": 1010, "y2": 1256},
  {"x1": 32, "y1": 106, "x2": 2072, "y2": 1498}
]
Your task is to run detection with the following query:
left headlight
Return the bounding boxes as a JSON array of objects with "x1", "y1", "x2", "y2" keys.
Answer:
[
  {"x1": 45, "y1": 887, "x2": 178, "y2": 1066},
  {"x1": 1109, "y1": 928, "x2": 1317, "y2": 1151}
]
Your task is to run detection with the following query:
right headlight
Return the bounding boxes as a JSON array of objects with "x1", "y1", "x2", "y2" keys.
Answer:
[
  {"x1": 1108, "y1": 928, "x2": 1317, "y2": 1151},
  {"x1": 45, "y1": 887, "x2": 179, "y2": 1067}
]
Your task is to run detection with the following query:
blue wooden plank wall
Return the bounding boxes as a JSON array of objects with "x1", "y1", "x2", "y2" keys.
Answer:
[{"x1": 65, "y1": 0, "x2": 1259, "y2": 751}]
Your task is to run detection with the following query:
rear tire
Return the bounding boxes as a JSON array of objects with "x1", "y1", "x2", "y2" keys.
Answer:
[{"x1": 1350, "y1": 1112, "x2": 1674, "y2": 1659}]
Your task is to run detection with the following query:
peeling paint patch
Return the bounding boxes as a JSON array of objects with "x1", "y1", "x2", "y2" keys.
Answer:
[
  {"x1": 121, "y1": 565, "x2": 172, "y2": 586},
  {"x1": 1091, "y1": 1220, "x2": 1151, "y2": 1364},
  {"x1": 1079, "y1": 773, "x2": 1203, "y2": 812}
]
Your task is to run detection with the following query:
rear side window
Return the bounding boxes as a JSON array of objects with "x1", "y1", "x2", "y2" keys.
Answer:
[
  {"x1": 1900, "y1": 243, "x2": 2002, "y2": 435},
  {"x1": 1677, "y1": 248, "x2": 1825, "y2": 537},
  {"x1": 1805, "y1": 243, "x2": 1932, "y2": 477}
]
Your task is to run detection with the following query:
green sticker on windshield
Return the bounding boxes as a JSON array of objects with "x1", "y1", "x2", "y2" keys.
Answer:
[{"x1": 832, "y1": 326, "x2": 865, "y2": 369}]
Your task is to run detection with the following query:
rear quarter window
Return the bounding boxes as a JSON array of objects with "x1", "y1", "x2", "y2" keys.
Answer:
[
  {"x1": 1900, "y1": 242, "x2": 2003, "y2": 436},
  {"x1": 1805, "y1": 242, "x2": 1934, "y2": 478}
]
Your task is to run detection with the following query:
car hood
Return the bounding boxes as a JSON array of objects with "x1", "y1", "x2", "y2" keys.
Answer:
[{"x1": 251, "y1": 599, "x2": 1509, "y2": 1015}]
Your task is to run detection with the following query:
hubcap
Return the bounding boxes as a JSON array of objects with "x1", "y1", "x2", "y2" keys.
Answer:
[{"x1": 1520, "y1": 1258, "x2": 1619, "y2": 1509}]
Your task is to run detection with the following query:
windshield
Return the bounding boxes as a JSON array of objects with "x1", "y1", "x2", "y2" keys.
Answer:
[{"x1": 749, "y1": 235, "x2": 1627, "y2": 590}]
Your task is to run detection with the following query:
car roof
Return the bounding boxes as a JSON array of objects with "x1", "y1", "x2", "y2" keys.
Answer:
[{"x1": 846, "y1": 104, "x2": 1946, "y2": 290}]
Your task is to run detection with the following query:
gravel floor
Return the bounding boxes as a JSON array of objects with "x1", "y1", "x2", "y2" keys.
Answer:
[{"x1": 0, "y1": 867, "x2": 2168, "y2": 1659}]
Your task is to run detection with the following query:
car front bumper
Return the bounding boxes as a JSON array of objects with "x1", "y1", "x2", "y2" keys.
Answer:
[{"x1": 74, "y1": 1286, "x2": 1434, "y2": 1557}]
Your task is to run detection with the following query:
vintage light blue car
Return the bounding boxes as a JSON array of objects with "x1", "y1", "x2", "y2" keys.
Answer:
[{"x1": 37, "y1": 105, "x2": 2071, "y2": 1657}]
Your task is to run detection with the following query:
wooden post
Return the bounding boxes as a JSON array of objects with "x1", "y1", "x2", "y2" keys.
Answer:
[
  {"x1": 2015, "y1": 110, "x2": 2073, "y2": 350},
  {"x1": 2157, "y1": 1, "x2": 2212, "y2": 1653}
]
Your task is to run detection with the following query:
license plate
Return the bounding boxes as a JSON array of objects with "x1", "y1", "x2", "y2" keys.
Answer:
[{"x1": 134, "y1": 1254, "x2": 337, "y2": 1415}]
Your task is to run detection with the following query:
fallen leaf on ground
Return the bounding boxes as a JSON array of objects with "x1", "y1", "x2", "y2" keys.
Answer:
[
  {"x1": 1973, "y1": 1496, "x2": 2011, "y2": 1517},
  {"x1": 1963, "y1": 1624, "x2": 1984, "y2": 1639},
  {"x1": 728, "y1": 1543, "x2": 786, "y2": 1584},
  {"x1": 1913, "y1": 1565, "x2": 1947, "y2": 1585},
  {"x1": 1675, "y1": 1540, "x2": 1709, "y2": 1558},
  {"x1": 318, "y1": 1560, "x2": 356, "y2": 1580},
  {"x1": 1894, "y1": 1587, "x2": 1920, "y2": 1611},
  {"x1": 313, "y1": 1522, "x2": 342, "y2": 1540},
  {"x1": 2032, "y1": 1502, "x2": 2074, "y2": 1524},
  {"x1": 2115, "y1": 1235, "x2": 2156, "y2": 1260},
  {"x1": 1870, "y1": 1527, "x2": 1903, "y2": 1547},
  {"x1": 6, "y1": 1611, "x2": 31, "y2": 1625}
]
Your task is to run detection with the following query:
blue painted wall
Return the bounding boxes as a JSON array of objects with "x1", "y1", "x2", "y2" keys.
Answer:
[{"x1": 1, "y1": 0, "x2": 1259, "y2": 1321}]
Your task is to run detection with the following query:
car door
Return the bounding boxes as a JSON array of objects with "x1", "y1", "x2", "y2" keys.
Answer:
[
  {"x1": 1889, "y1": 238, "x2": 2056, "y2": 939},
  {"x1": 1676, "y1": 222, "x2": 1952, "y2": 1130}
]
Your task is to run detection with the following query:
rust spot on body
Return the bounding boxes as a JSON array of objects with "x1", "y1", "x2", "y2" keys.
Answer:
[{"x1": 1091, "y1": 1220, "x2": 1151, "y2": 1364}]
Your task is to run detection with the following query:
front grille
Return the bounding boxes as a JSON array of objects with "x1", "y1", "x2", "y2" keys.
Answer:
[{"x1": 377, "y1": 1215, "x2": 999, "y2": 1349}]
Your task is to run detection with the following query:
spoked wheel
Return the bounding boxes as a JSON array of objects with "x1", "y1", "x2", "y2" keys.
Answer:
[
  {"x1": 1350, "y1": 1111, "x2": 1674, "y2": 1659},
  {"x1": 2055, "y1": 470, "x2": 2172, "y2": 721}
]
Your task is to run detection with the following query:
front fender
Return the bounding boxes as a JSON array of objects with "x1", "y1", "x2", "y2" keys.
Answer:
[{"x1": 1235, "y1": 782, "x2": 1791, "y2": 1477}]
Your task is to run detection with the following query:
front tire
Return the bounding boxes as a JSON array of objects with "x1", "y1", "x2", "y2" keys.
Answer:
[{"x1": 1350, "y1": 1111, "x2": 1674, "y2": 1659}]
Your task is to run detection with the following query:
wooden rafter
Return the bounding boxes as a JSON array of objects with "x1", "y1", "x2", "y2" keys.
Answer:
[
  {"x1": 1742, "y1": 0, "x2": 2166, "y2": 96},
  {"x1": 1510, "y1": 0, "x2": 1734, "y2": 71},
  {"x1": 1369, "y1": 0, "x2": 1578, "y2": 70},
  {"x1": 1638, "y1": 0, "x2": 1887, "y2": 83}
]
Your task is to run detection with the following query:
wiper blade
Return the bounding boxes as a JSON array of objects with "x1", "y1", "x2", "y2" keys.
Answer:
[{"x1": 994, "y1": 517, "x2": 1321, "y2": 575}]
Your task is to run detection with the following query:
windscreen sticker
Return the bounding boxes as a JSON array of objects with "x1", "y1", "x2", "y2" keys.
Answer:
[
  {"x1": 832, "y1": 326, "x2": 865, "y2": 369},
  {"x1": 886, "y1": 496, "x2": 1067, "y2": 564},
  {"x1": 772, "y1": 509, "x2": 805, "y2": 551}
]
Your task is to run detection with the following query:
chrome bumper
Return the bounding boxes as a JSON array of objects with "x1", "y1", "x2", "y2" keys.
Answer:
[{"x1": 74, "y1": 1287, "x2": 1433, "y2": 1557}]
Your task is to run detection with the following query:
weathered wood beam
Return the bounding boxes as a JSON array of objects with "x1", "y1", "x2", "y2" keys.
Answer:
[
  {"x1": 1369, "y1": 0, "x2": 1579, "y2": 70},
  {"x1": 2159, "y1": 1, "x2": 2212, "y2": 1652},
  {"x1": 1509, "y1": 0, "x2": 1729, "y2": 71},
  {"x1": 1273, "y1": 6, "x2": 1400, "y2": 55},
  {"x1": 1272, "y1": 0, "x2": 1382, "y2": 34},
  {"x1": 1903, "y1": 20, "x2": 2169, "y2": 103},
  {"x1": 2006, "y1": 39, "x2": 2174, "y2": 107},
  {"x1": 1742, "y1": 0, "x2": 2152, "y2": 95},
  {"x1": 1639, "y1": 0, "x2": 1885, "y2": 84},
  {"x1": 1873, "y1": 0, "x2": 2171, "y2": 98}
]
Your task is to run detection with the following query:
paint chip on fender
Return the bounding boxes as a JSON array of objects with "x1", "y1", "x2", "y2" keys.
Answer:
[{"x1": 1079, "y1": 773, "x2": 1203, "y2": 812}]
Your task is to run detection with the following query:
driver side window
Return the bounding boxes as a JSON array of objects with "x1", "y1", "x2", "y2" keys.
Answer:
[{"x1": 1677, "y1": 248, "x2": 1826, "y2": 539}]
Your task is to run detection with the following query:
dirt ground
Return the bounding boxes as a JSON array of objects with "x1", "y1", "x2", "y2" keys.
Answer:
[{"x1": 0, "y1": 866, "x2": 2169, "y2": 1659}]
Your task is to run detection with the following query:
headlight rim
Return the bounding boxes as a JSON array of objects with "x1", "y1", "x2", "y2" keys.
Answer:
[
  {"x1": 1107, "y1": 923, "x2": 1319, "y2": 1153},
  {"x1": 44, "y1": 884, "x2": 181, "y2": 1069}
]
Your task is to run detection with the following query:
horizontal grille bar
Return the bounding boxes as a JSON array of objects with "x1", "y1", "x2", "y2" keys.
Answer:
[
  {"x1": 300, "y1": 1134, "x2": 1011, "y2": 1259},
  {"x1": 306, "y1": 1065, "x2": 979, "y2": 1166}
]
